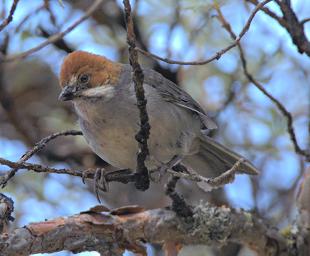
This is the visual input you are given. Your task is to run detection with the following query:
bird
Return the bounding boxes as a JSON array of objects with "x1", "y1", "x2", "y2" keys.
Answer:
[{"x1": 58, "y1": 51, "x2": 258, "y2": 191}]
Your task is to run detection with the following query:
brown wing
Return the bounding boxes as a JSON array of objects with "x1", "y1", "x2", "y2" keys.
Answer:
[{"x1": 142, "y1": 67, "x2": 217, "y2": 130}]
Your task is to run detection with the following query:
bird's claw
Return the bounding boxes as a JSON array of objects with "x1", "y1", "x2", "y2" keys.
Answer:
[
  {"x1": 82, "y1": 168, "x2": 93, "y2": 184},
  {"x1": 93, "y1": 168, "x2": 109, "y2": 203},
  {"x1": 82, "y1": 168, "x2": 108, "y2": 203}
]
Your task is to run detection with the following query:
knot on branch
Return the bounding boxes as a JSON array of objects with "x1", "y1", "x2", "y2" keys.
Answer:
[
  {"x1": 191, "y1": 203, "x2": 232, "y2": 243},
  {"x1": 134, "y1": 170, "x2": 150, "y2": 191}
]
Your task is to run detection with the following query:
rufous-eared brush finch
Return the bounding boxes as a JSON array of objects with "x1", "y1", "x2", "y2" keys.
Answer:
[{"x1": 59, "y1": 51, "x2": 258, "y2": 190}]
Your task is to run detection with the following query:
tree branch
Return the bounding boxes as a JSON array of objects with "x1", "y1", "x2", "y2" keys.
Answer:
[
  {"x1": 215, "y1": 6, "x2": 310, "y2": 162},
  {"x1": 0, "y1": 203, "x2": 296, "y2": 256},
  {"x1": 0, "y1": 130, "x2": 82, "y2": 188},
  {"x1": 1, "y1": 0, "x2": 104, "y2": 62},
  {"x1": 123, "y1": 0, "x2": 150, "y2": 191},
  {"x1": 135, "y1": 0, "x2": 272, "y2": 65},
  {"x1": 0, "y1": 132, "x2": 249, "y2": 190},
  {"x1": 0, "y1": 0, "x2": 20, "y2": 32},
  {"x1": 246, "y1": 0, "x2": 310, "y2": 57}
]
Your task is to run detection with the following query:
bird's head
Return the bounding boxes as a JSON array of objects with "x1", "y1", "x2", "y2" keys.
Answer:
[{"x1": 59, "y1": 51, "x2": 122, "y2": 101}]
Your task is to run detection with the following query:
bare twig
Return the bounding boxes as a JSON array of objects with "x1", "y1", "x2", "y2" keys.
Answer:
[
  {"x1": 123, "y1": 0, "x2": 150, "y2": 191},
  {"x1": 2, "y1": 0, "x2": 104, "y2": 62},
  {"x1": 38, "y1": 26, "x2": 74, "y2": 53},
  {"x1": 0, "y1": 130, "x2": 82, "y2": 188},
  {"x1": 135, "y1": 0, "x2": 272, "y2": 66},
  {"x1": 245, "y1": 0, "x2": 287, "y2": 27},
  {"x1": 0, "y1": 156, "x2": 248, "y2": 192},
  {"x1": 168, "y1": 159, "x2": 244, "y2": 190},
  {"x1": 301, "y1": 18, "x2": 310, "y2": 25},
  {"x1": 15, "y1": 3, "x2": 45, "y2": 32},
  {"x1": 44, "y1": 0, "x2": 57, "y2": 27},
  {"x1": 215, "y1": 7, "x2": 310, "y2": 162},
  {"x1": 0, "y1": 0, "x2": 19, "y2": 32},
  {"x1": 246, "y1": 0, "x2": 310, "y2": 57},
  {"x1": 0, "y1": 157, "x2": 136, "y2": 184}
]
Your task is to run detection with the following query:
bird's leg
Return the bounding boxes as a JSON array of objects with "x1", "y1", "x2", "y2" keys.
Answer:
[
  {"x1": 93, "y1": 168, "x2": 109, "y2": 203},
  {"x1": 150, "y1": 155, "x2": 183, "y2": 183}
]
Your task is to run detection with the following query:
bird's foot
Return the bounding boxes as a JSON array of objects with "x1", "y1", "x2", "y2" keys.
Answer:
[
  {"x1": 82, "y1": 168, "x2": 94, "y2": 184},
  {"x1": 93, "y1": 168, "x2": 109, "y2": 203}
]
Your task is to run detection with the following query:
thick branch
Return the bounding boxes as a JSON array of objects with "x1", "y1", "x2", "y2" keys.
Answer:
[
  {"x1": 0, "y1": 204, "x2": 294, "y2": 256},
  {"x1": 246, "y1": 0, "x2": 310, "y2": 57}
]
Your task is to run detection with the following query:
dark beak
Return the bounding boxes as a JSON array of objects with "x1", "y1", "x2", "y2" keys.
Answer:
[{"x1": 59, "y1": 86, "x2": 75, "y2": 101}]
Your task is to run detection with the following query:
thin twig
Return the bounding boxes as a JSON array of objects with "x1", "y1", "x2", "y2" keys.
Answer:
[
  {"x1": 0, "y1": 136, "x2": 248, "y2": 193},
  {"x1": 0, "y1": 156, "x2": 248, "y2": 191},
  {"x1": 123, "y1": 0, "x2": 150, "y2": 191},
  {"x1": 0, "y1": 0, "x2": 20, "y2": 32},
  {"x1": 215, "y1": 7, "x2": 310, "y2": 161},
  {"x1": 44, "y1": 0, "x2": 57, "y2": 27},
  {"x1": 15, "y1": 3, "x2": 45, "y2": 32},
  {"x1": 168, "y1": 159, "x2": 244, "y2": 191},
  {"x1": 2, "y1": 0, "x2": 104, "y2": 62},
  {"x1": 245, "y1": 0, "x2": 287, "y2": 27},
  {"x1": 135, "y1": 0, "x2": 272, "y2": 66},
  {"x1": 301, "y1": 18, "x2": 310, "y2": 25},
  {"x1": 0, "y1": 157, "x2": 136, "y2": 184},
  {"x1": 38, "y1": 26, "x2": 74, "y2": 53},
  {"x1": 247, "y1": 0, "x2": 310, "y2": 57},
  {"x1": 0, "y1": 130, "x2": 82, "y2": 188}
]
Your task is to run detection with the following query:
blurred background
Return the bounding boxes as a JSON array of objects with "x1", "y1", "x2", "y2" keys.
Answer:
[{"x1": 0, "y1": 0, "x2": 309, "y2": 255}]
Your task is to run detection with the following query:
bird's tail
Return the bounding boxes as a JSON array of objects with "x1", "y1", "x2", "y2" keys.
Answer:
[{"x1": 182, "y1": 135, "x2": 259, "y2": 178}]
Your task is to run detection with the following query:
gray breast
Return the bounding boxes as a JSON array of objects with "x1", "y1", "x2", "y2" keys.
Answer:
[{"x1": 74, "y1": 82, "x2": 201, "y2": 170}]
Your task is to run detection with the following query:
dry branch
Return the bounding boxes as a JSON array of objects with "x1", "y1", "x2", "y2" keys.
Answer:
[
  {"x1": 1, "y1": 0, "x2": 104, "y2": 62},
  {"x1": 215, "y1": 6, "x2": 310, "y2": 162},
  {"x1": 247, "y1": 0, "x2": 310, "y2": 57},
  {"x1": 0, "y1": 203, "x2": 295, "y2": 256},
  {"x1": 0, "y1": 0, "x2": 19, "y2": 32},
  {"x1": 123, "y1": 0, "x2": 150, "y2": 191},
  {"x1": 0, "y1": 132, "x2": 248, "y2": 194},
  {"x1": 135, "y1": 0, "x2": 272, "y2": 65},
  {"x1": 0, "y1": 130, "x2": 82, "y2": 188}
]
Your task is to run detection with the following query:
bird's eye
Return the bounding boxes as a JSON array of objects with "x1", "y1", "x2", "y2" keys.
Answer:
[{"x1": 79, "y1": 74, "x2": 90, "y2": 84}]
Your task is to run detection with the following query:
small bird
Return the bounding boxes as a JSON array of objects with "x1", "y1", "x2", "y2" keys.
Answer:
[{"x1": 59, "y1": 51, "x2": 258, "y2": 189}]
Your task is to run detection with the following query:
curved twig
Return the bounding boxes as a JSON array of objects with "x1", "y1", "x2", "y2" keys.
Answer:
[
  {"x1": 135, "y1": 0, "x2": 272, "y2": 65},
  {"x1": 1, "y1": 0, "x2": 103, "y2": 62}
]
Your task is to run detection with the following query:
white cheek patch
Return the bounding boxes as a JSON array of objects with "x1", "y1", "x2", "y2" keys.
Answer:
[
  {"x1": 69, "y1": 76, "x2": 77, "y2": 86},
  {"x1": 82, "y1": 86, "x2": 115, "y2": 100}
]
